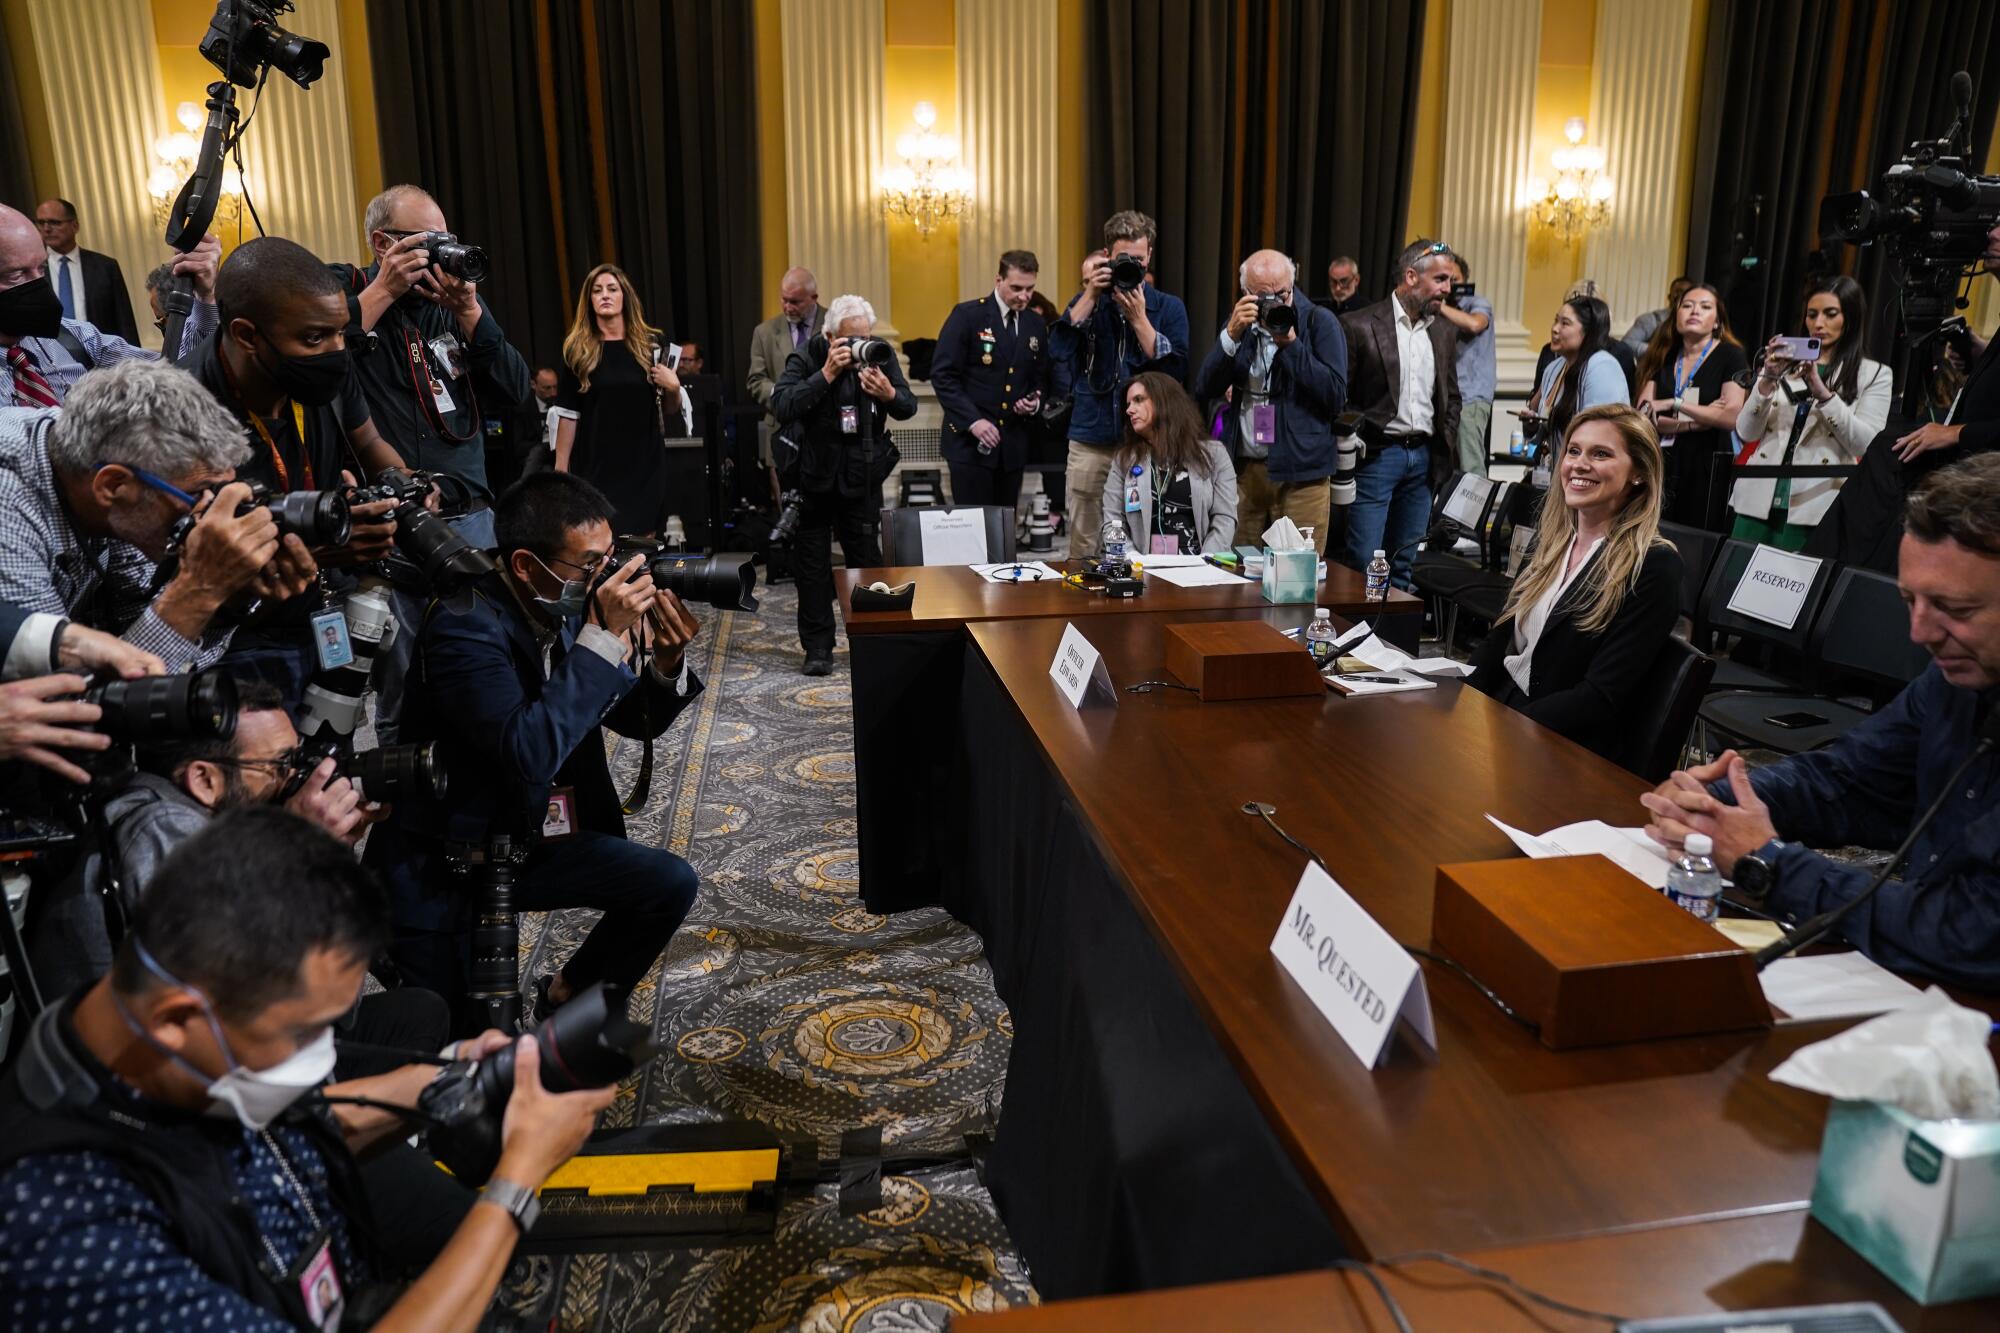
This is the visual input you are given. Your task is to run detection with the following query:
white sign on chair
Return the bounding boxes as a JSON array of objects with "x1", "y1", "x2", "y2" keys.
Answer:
[
  {"x1": 1726, "y1": 545, "x2": 1823, "y2": 629},
  {"x1": 917, "y1": 509, "x2": 990, "y2": 565}
]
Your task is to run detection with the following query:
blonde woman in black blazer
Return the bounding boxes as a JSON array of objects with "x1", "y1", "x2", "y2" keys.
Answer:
[{"x1": 1469, "y1": 403, "x2": 1683, "y2": 763}]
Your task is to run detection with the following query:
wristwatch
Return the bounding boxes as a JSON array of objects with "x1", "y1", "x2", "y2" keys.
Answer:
[
  {"x1": 1732, "y1": 838, "x2": 1785, "y2": 903},
  {"x1": 479, "y1": 1177, "x2": 541, "y2": 1235}
]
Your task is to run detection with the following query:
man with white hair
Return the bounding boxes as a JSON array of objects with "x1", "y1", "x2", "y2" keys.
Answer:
[
  {"x1": 0, "y1": 360, "x2": 318, "y2": 670},
  {"x1": 770, "y1": 294, "x2": 917, "y2": 675},
  {"x1": 1192, "y1": 248, "x2": 1348, "y2": 553},
  {"x1": 0, "y1": 202, "x2": 221, "y2": 405}
]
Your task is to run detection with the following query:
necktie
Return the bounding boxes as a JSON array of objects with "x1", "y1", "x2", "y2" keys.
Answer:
[
  {"x1": 792, "y1": 321, "x2": 805, "y2": 349},
  {"x1": 1005, "y1": 311, "x2": 1016, "y2": 339},
  {"x1": 7, "y1": 346, "x2": 60, "y2": 408},
  {"x1": 56, "y1": 257, "x2": 75, "y2": 322}
]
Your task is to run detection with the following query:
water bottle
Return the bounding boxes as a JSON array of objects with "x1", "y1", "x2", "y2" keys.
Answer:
[
  {"x1": 1666, "y1": 833, "x2": 1723, "y2": 923},
  {"x1": 1365, "y1": 549, "x2": 1390, "y2": 602},
  {"x1": 1104, "y1": 517, "x2": 1130, "y2": 566},
  {"x1": 1304, "y1": 608, "x2": 1337, "y2": 667},
  {"x1": 1509, "y1": 425, "x2": 1524, "y2": 458}
]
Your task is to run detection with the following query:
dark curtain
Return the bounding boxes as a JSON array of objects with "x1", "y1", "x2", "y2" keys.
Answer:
[
  {"x1": 366, "y1": 0, "x2": 763, "y2": 390},
  {"x1": 0, "y1": 18, "x2": 35, "y2": 207},
  {"x1": 1087, "y1": 0, "x2": 1426, "y2": 349},
  {"x1": 1684, "y1": 0, "x2": 2000, "y2": 356}
]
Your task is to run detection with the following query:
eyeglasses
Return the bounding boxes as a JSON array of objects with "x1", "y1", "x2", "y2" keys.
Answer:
[
  {"x1": 545, "y1": 551, "x2": 613, "y2": 581},
  {"x1": 214, "y1": 748, "x2": 309, "y2": 779}
]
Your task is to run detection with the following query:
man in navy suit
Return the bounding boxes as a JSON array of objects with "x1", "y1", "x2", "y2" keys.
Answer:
[
  {"x1": 367, "y1": 472, "x2": 704, "y2": 1031},
  {"x1": 931, "y1": 250, "x2": 1050, "y2": 507}
]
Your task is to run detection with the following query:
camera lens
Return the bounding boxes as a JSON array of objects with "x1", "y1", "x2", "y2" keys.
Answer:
[
  {"x1": 1258, "y1": 300, "x2": 1297, "y2": 335},
  {"x1": 267, "y1": 489, "x2": 352, "y2": 546},
  {"x1": 648, "y1": 553, "x2": 760, "y2": 613},
  {"x1": 337, "y1": 742, "x2": 446, "y2": 802},
  {"x1": 1109, "y1": 254, "x2": 1146, "y2": 291},
  {"x1": 847, "y1": 337, "x2": 894, "y2": 368},
  {"x1": 85, "y1": 669, "x2": 238, "y2": 743},
  {"x1": 427, "y1": 235, "x2": 489, "y2": 284}
]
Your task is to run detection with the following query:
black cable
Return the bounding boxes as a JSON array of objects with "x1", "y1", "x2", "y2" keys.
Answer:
[
  {"x1": 1372, "y1": 1250, "x2": 1627, "y2": 1325},
  {"x1": 311, "y1": 1091, "x2": 448, "y2": 1129},
  {"x1": 1331, "y1": 1259, "x2": 1415, "y2": 1333},
  {"x1": 1125, "y1": 679, "x2": 1199, "y2": 694},
  {"x1": 1241, "y1": 801, "x2": 1327, "y2": 871}
]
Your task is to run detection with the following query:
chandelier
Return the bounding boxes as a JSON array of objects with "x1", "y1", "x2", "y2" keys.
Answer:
[
  {"x1": 147, "y1": 101, "x2": 244, "y2": 230},
  {"x1": 881, "y1": 101, "x2": 971, "y2": 240},
  {"x1": 1528, "y1": 117, "x2": 1612, "y2": 245}
]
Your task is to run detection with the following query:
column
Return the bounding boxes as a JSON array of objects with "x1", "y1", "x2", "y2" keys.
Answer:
[
  {"x1": 955, "y1": 0, "x2": 1059, "y2": 299},
  {"x1": 781, "y1": 0, "x2": 895, "y2": 336},
  {"x1": 1438, "y1": 0, "x2": 1543, "y2": 394},
  {"x1": 1583, "y1": 0, "x2": 1697, "y2": 340},
  {"x1": 234, "y1": 0, "x2": 367, "y2": 267},
  {"x1": 25, "y1": 0, "x2": 166, "y2": 341}
]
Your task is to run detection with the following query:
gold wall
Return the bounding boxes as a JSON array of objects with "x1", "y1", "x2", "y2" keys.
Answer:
[{"x1": 884, "y1": 0, "x2": 959, "y2": 339}]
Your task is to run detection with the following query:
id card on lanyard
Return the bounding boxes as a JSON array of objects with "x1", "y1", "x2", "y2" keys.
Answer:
[{"x1": 288, "y1": 1226, "x2": 346, "y2": 1332}]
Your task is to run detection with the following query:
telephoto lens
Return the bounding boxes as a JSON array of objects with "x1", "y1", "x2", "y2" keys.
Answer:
[
  {"x1": 846, "y1": 337, "x2": 895, "y2": 368},
  {"x1": 418, "y1": 982, "x2": 655, "y2": 1185},
  {"x1": 648, "y1": 552, "x2": 761, "y2": 613},
  {"x1": 421, "y1": 233, "x2": 489, "y2": 283},
  {"x1": 83, "y1": 669, "x2": 238, "y2": 744},
  {"x1": 1108, "y1": 253, "x2": 1147, "y2": 291},
  {"x1": 336, "y1": 742, "x2": 446, "y2": 802},
  {"x1": 1331, "y1": 436, "x2": 1361, "y2": 508},
  {"x1": 1256, "y1": 294, "x2": 1297, "y2": 335}
]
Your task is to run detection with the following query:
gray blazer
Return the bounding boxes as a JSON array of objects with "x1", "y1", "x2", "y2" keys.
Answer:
[
  {"x1": 747, "y1": 305, "x2": 823, "y2": 409},
  {"x1": 1100, "y1": 439, "x2": 1238, "y2": 553}
]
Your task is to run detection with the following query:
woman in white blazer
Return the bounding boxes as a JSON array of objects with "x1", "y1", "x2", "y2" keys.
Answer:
[
  {"x1": 1101, "y1": 371, "x2": 1237, "y2": 554},
  {"x1": 1730, "y1": 276, "x2": 1892, "y2": 549}
]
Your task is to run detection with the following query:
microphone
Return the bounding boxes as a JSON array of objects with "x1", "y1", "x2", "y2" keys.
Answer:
[
  {"x1": 1944, "y1": 70, "x2": 1975, "y2": 156},
  {"x1": 1391, "y1": 523, "x2": 1452, "y2": 564},
  {"x1": 1753, "y1": 703, "x2": 2000, "y2": 970}
]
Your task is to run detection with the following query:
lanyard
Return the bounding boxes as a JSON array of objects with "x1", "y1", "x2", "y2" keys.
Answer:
[
  {"x1": 245, "y1": 408, "x2": 315, "y2": 492},
  {"x1": 254, "y1": 1128, "x2": 325, "y2": 1275},
  {"x1": 1672, "y1": 338, "x2": 1717, "y2": 400}
]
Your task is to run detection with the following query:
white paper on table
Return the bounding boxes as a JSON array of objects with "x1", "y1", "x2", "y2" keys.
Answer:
[
  {"x1": 1146, "y1": 563, "x2": 1249, "y2": 588},
  {"x1": 1333, "y1": 620, "x2": 1371, "y2": 649},
  {"x1": 1760, "y1": 952, "x2": 1929, "y2": 1023},
  {"x1": 1327, "y1": 669, "x2": 1437, "y2": 696},
  {"x1": 1345, "y1": 634, "x2": 1413, "y2": 672},
  {"x1": 1406, "y1": 656, "x2": 1474, "y2": 677},
  {"x1": 917, "y1": 509, "x2": 993, "y2": 566},
  {"x1": 970, "y1": 561, "x2": 1065, "y2": 584},
  {"x1": 1128, "y1": 553, "x2": 1210, "y2": 568},
  {"x1": 1483, "y1": 815, "x2": 1674, "y2": 891}
]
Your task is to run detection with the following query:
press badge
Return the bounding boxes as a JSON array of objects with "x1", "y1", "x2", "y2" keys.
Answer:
[
  {"x1": 1252, "y1": 404, "x2": 1277, "y2": 444},
  {"x1": 840, "y1": 404, "x2": 859, "y2": 435},
  {"x1": 543, "y1": 787, "x2": 577, "y2": 840},
  {"x1": 427, "y1": 333, "x2": 468, "y2": 380},
  {"x1": 286, "y1": 1227, "x2": 344, "y2": 1331},
  {"x1": 1124, "y1": 479, "x2": 1143, "y2": 513},
  {"x1": 310, "y1": 608, "x2": 355, "y2": 671},
  {"x1": 1150, "y1": 534, "x2": 1178, "y2": 555}
]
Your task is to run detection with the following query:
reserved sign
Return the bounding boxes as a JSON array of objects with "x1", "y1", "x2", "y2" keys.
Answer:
[
  {"x1": 1726, "y1": 544, "x2": 1823, "y2": 630},
  {"x1": 1269, "y1": 862, "x2": 1435, "y2": 1068},
  {"x1": 1049, "y1": 622, "x2": 1117, "y2": 709}
]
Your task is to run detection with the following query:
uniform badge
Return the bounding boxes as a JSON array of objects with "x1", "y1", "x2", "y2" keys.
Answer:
[{"x1": 1029, "y1": 335, "x2": 1040, "y2": 351}]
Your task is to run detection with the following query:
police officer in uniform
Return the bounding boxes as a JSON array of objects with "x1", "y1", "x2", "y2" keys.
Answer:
[{"x1": 932, "y1": 250, "x2": 1051, "y2": 507}]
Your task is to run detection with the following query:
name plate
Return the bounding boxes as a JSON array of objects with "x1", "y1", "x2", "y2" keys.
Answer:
[
  {"x1": 1726, "y1": 544, "x2": 1823, "y2": 629},
  {"x1": 1049, "y1": 622, "x2": 1117, "y2": 709},
  {"x1": 1269, "y1": 862, "x2": 1435, "y2": 1068}
]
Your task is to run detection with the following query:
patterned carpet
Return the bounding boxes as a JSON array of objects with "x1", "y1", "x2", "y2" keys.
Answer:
[{"x1": 499, "y1": 580, "x2": 1038, "y2": 1331}]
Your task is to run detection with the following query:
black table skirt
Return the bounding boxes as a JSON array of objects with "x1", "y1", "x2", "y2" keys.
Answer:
[{"x1": 953, "y1": 656, "x2": 1345, "y2": 1298}]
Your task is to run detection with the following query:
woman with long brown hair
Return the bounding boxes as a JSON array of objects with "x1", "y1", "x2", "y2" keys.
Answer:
[
  {"x1": 1636, "y1": 282, "x2": 1748, "y2": 529},
  {"x1": 1468, "y1": 403, "x2": 1683, "y2": 765},
  {"x1": 1099, "y1": 371, "x2": 1237, "y2": 554},
  {"x1": 553, "y1": 263, "x2": 689, "y2": 535}
]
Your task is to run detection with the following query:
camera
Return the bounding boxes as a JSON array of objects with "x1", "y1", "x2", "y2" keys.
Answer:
[
  {"x1": 199, "y1": 0, "x2": 327, "y2": 90},
  {"x1": 1447, "y1": 281, "x2": 1477, "y2": 309},
  {"x1": 838, "y1": 337, "x2": 895, "y2": 369},
  {"x1": 1820, "y1": 72, "x2": 1996, "y2": 278},
  {"x1": 346, "y1": 470, "x2": 498, "y2": 593},
  {"x1": 1331, "y1": 435, "x2": 1361, "y2": 508},
  {"x1": 85, "y1": 670, "x2": 238, "y2": 745},
  {"x1": 610, "y1": 540, "x2": 761, "y2": 613},
  {"x1": 416, "y1": 232, "x2": 489, "y2": 284},
  {"x1": 770, "y1": 489, "x2": 806, "y2": 545},
  {"x1": 417, "y1": 982, "x2": 653, "y2": 1185},
  {"x1": 168, "y1": 480, "x2": 353, "y2": 558},
  {"x1": 1107, "y1": 252, "x2": 1147, "y2": 292},
  {"x1": 1255, "y1": 293, "x2": 1297, "y2": 336},
  {"x1": 335, "y1": 741, "x2": 445, "y2": 802}
]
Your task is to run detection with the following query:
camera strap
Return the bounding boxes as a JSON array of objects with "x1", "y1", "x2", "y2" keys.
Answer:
[{"x1": 393, "y1": 314, "x2": 482, "y2": 444}]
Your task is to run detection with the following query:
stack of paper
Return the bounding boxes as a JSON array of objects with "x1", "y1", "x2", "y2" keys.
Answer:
[
  {"x1": 1486, "y1": 815, "x2": 1676, "y2": 890},
  {"x1": 1760, "y1": 953, "x2": 1928, "y2": 1023},
  {"x1": 1146, "y1": 563, "x2": 1250, "y2": 588},
  {"x1": 1326, "y1": 670, "x2": 1437, "y2": 696}
]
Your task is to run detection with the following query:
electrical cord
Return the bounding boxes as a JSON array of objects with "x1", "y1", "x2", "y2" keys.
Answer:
[
  {"x1": 1371, "y1": 1251, "x2": 1627, "y2": 1325},
  {"x1": 1125, "y1": 679, "x2": 1199, "y2": 694},
  {"x1": 1331, "y1": 1259, "x2": 1415, "y2": 1333}
]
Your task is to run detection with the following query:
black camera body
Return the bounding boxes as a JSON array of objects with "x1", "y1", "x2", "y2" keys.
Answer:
[
  {"x1": 1447, "y1": 282, "x2": 1477, "y2": 309},
  {"x1": 770, "y1": 489, "x2": 806, "y2": 545},
  {"x1": 168, "y1": 480, "x2": 353, "y2": 556},
  {"x1": 1108, "y1": 252, "x2": 1147, "y2": 292},
  {"x1": 345, "y1": 470, "x2": 498, "y2": 592},
  {"x1": 199, "y1": 0, "x2": 327, "y2": 89},
  {"x1": 1821, "y1": 163, "x2": 2000, "y2": 269},
  {"x1": 416, "y1": 232, "x2": 489, "y2": 284},
  {"x1": 609, "y1": 540, "x2": 761, "y2": 613},
  {"x1": 1255, "y1": 293, "x2": 1297, "y2": 335}
]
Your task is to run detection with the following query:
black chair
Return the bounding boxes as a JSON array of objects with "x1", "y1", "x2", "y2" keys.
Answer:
[
  {"x1": 1658, "y1": 521, "x2": 1723, "y2": 634},
  {"x1": 1692, "y1": 539, "x2": 1838, "y2": 694},
  {"x1": 1447, "y1": 481, "x2": 1547, "y2": 639},
  {"x1": 1619, "y1": 635, "x2": 1717, "y2": 783},
  {"x1": 877, "y1": 505, "x2": 1018, "y2": 565},
  {"x1": 1412, "y1": 475, "x2": 1506, "y2": 636},
  {"x1": 1699, "y1": 565, "x2": 1928, "y2": 755}
]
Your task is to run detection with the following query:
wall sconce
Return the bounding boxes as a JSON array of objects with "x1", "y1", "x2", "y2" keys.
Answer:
[
  {"x1": 1526, "y1": 116, "x2": 1612, "y2": 245},
  {"x1": 881, "y1": 101, "x2": 971, "y2": 240},
  {"x1": 148, "y1": 101, "x2": 244, "y2": 230}
]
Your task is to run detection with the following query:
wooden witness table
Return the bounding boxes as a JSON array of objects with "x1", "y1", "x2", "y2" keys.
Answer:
[{"x1": 905, "y1": 609, "x2": 2000, "y2": 1322}]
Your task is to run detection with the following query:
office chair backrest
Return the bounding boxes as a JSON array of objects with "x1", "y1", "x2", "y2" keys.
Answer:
[
  {"x1": 1658, "y1": 521, "x2": 1723, "y2": 625},
  {"x1": 1810, "y1": 565, "x2": 1931, "y2": 686},
  {"x1": 1439, "y1": 473, "x2": 1496, "y2": 535},
  {"x1": 1621, "y1": 635, "x2": 1716, "y2": 783},
  {"x1": 1696, "y1": 540, "x2": 1836, "y2": 655},
  {"x1": 878, "y1": 505, "x2": 1018, "y2": 565}
]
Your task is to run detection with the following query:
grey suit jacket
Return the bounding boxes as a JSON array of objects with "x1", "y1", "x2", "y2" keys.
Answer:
[
  {"x1": 747, "y1": 305, "x2": 823, "y2": 410},
  {"x1": 1100, "y1": 439, "x2": 1239, "y2": 553}
]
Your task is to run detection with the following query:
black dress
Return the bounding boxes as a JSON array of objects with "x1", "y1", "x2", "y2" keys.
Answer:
[
  {"x1": 1651, "y1": 339, "x2": 1749, "y2": 530},
  {"x1": 559, "y1": 339, "x2": 672, "y2": 536}
]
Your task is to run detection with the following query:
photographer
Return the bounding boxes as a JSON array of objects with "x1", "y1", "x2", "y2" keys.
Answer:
[
  {"x1": 1049, "y1": 211, "x2": 1191, "y2": 558},
  {"x1": 1439, "y1": 251, "x2": 1496, "y2": 477},
  {"x1": 0, "y1": 808, "x2": 613, "y2": 1332},
  {"x1": 0, "y1": 610, "x2": 164, "y2": 783},
  {"x1": 770, "y1": 295, "x2": 917, "y2": 677},
  {"x1": 196, "y1": 237, "x2": 413, "y2": 704},
  {"x1": 28, "y1": 680, "x2": 377, "y2": 1001},
  {"x1": 0, "y1": 360, "x2": 318, "y2": 672},
  {"x1": 0, "y1": 203, "x2": 222, "y2": 405},
  {"x1": 366, "y1": 472, "x2": 704, "y2": 1031},
  {"x1": 1192, "y1": 249, "x2": 1348, "y2": 554},
  {"x1": 333, "y1": 185, "x2": 533, "y2": 548}
]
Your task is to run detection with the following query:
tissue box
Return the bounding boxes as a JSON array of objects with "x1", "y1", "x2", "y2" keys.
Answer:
[
  {"x1": 1261, "y1": 547, "x2": 1317, "y2": 604},
  {"x1": 1810, "y1": 1098, "x2": 2000, "y2": 1304}
]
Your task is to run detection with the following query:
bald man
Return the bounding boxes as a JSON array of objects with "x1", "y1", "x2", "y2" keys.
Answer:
[
  {"x1": 1191, "y1": 249, "x2": 1349, "y2": 555},
  {"x1": 0, "y1": 203, "x2": 220, "y2": 406},
  {"x1": 747, "y1": 267, "x2": 823, "y2": 495}
]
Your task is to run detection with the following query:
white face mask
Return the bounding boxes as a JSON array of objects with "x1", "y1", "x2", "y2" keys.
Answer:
[{"x1": 117, "y1": 939, "x2": 339, "y2": 1131}]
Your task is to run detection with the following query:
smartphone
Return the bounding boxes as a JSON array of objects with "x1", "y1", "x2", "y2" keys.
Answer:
[
  {"x1": 1764, "y1": 710, "x2": 1829, "y2": 730},
  {"x1": 1773, "y1": 335, "x2": 1820, "y2": 362}
]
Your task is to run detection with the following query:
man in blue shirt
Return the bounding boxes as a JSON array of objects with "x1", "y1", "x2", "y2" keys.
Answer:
[
  {"x1": 1642, "y1": 452, "x2": 2000, "y2": 989},
  {"x1": 1048, "y1": 210, "x2": 1190, "y2": 559}
]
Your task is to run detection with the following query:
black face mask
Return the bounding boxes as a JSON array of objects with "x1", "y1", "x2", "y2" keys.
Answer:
[
  {"x1": 253, "y1": 334, "x2": 350, "y2": 407},
  {"x1": 0, "y1": 278, "x2": 64, "y2": 339}
]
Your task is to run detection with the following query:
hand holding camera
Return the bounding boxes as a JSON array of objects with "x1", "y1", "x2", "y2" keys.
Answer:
[
  {"x1": 820, "y1": 336, "x2": 856, "y2": 383},
  {"x1": 284, "y1": 755, "x2": 371, "y2": 844},
  {"x1": 648, "y1": 589, "x2": 699, "y2": 675},
  {"x1": 589, "y1": 556, "x2": 656, "y2": 640},
  {"x1": 170, "y1": 482, "x2": 289, "y2": 609},
  {"x1": 0, "y1": 673, "x2": 110, "y2": 784},
  {"x1": 369, "y1": 230, "x2": 434, "y2": 304},
  {"x1": 495, "y1": 1035, "x2": 620, "y2": 1190},
  {"x1": 857, "y1": 366, "x2": 896, "y2": 402},
  {"x1": 1226, "y1": 293, "x2": 1261, "y2": 341}
]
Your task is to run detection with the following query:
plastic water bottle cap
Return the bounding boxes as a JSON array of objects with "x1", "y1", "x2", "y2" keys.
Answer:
[
  {"x1": 1684, "y1": 834, "x2": 1713, "y2": 856},
  {"x1": 1372, "y1": 549, "x2": 1386, "y2": 558}
]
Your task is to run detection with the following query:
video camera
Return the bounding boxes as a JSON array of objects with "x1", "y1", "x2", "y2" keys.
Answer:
[
  {"x1": 418, "y1": 982, "x2": 653, "y2": 1185},
  {"x1": 609, "y1": 538, "x2": 761, "y2": 613},
  {"x1": 168, "y1": 480, "x2": 353, "y2": 555},
  {"x1": 1108, "y1": 252, "x2": 1147, "y2": 292},
  {"x1": 1255, "y1": 293, "x2": 1297, "y2": 336},
  {"x1": 199, "y1": 0, "x2": 327, "y2": 90}
]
